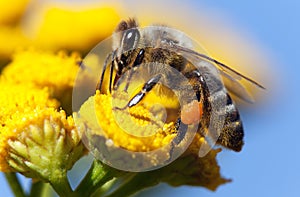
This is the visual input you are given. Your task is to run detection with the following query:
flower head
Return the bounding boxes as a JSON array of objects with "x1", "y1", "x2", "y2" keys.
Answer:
[
  {"x1": 0, "y1": 26, "x2": 30, "y2": 62},
  {"x1": 0, "y1": 50, "x2": 86, "y2": 176},
  {"x1": 79, "y1": 90, "x2": 228, "y2": 189},
  {"x1": 80, "y1": 91, "x2": 177, "y2": 152},
  {"x1": 1, "y1": 49, "x2": 81, "y2": 113},
  {"x1": 2, "y1": 50, "x2": 80, "y2": 93},
  {"x1": 0, "y1": 82, "x2": 86, "y2": 176},
  {"x1": 0, "y1": 83, "x2": 57, "y2": 171},
  {"x1": 0, "y1": 0, "x2": 31, "y2": 25},
  {"x1": 2, "y1": 107, "x2": 85, "y2": 177},
  {"x1": 32, "y1": 6, "x2": 121, "y2": 52},
  {"x1": 0, "y1": 3, "x2": 121, "y2": 65}
]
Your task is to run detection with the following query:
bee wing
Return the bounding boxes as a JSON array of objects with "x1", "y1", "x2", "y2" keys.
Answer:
[
  {"x1": 168, "y1": 44, "x2": 265, "y2": 103},
  {"x1": 220, "y1": 71, "x2": 255, "y2": 103}
]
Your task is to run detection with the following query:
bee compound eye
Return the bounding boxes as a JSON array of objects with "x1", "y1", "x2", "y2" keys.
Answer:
[{"x1": 122, "y1": 29, "x2": 140, "y2": 51}]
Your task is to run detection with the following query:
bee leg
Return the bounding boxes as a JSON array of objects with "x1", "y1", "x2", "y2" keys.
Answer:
[
  {"x1": 167, "y1": 118, "x2": 188, "y2": 162},
  {"x1": 108, "y1": 55, "x2": 116, "y2": 93},
  {"x1": 76, "y1": 60, "x2": 86, "y2": 69},
  {"x1": 187, "y1": 70, "x2": 244, "y2": 151},
  {"x1": 181, "y1": 69, "x2": 211, "y2": 123},
  {"x1": 123, "y1": 49, "x2": 146, "y2": 92},
  {"x1": 173, "y1": 118, "x2": 188, "y2": 144},
  {"x1": 115, "y1": 74, "x2": 162, "y2": 110},
  {"x1": 182, "y1": 70, "x2": 206, "y2": 101},
  {"x1": 97, "y1": 51, "x2": 116, "y2": 93},
  {"x1": 167, "y1": 70, "x2": 207, "y2": 162}
]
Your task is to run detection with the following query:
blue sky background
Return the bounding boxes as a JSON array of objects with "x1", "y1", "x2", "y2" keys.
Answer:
[{"x1": 1, "y1": 0, "x2": 300, "y2": 196}]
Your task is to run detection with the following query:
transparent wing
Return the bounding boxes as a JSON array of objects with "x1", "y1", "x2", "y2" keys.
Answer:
[
  {"x1": 219, "y1": 70, "x2": 254, "y2": 103},
  {"x1": 168, "y1": 44, "x2": 265, "y2": 103}
]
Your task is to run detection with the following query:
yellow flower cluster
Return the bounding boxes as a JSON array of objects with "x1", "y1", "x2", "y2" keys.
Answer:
[
  {"x1": 0, "y1": 1, "x2": 121, "y2": 64},
  {"x1": 0, "y1": 50, "x2": 84, "y2": 172},
  {"x1": 33, "y1": 6, "x2": 121, "y2": 52},
  {"x1": 2, "y1": 50, "x2": 80, "y2": 91}
]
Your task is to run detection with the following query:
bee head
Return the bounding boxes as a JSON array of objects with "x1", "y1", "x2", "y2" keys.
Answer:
[
  {"x1": 115, "y1": 18, "x2": 138, "y2": 32},
  {"x1": 114, "y1": 19, "x2": 140, "y2": 52},
  {"x1": 113, "y1": 19, "x2": 141, "y2": 76}
]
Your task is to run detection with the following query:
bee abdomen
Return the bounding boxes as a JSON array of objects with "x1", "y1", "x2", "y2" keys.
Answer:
[{"x1": 217, "y1": 94, "x2": 244, "y2": 151}]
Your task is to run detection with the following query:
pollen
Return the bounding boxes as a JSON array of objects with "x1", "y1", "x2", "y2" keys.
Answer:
[
  {"x1": 80, "y1": 91, "x2": 177, "y2": 152},
  {"x1": 181, "y1": 100, "x2": 203, "y2": 125}
]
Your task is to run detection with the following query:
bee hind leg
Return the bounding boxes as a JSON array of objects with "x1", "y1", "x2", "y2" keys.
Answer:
[{"x1": 167, "y1": 118, "x2": 188, "y2": 162}]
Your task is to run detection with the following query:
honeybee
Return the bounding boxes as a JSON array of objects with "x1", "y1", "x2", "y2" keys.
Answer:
[{"x1": 96, "y1": 19, "x2": 264, "y2": 152}]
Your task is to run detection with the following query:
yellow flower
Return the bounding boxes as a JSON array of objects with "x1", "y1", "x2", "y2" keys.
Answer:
[
  {"x1": 78, "y1": 92, "x2": 228, "y2": 192},
  {"x1": 0, "y1": 82, "x2": 57, "y2": 171},
  {"x1": 32, "y1": 6, "x2": 121, "y2": 52},
  {"x1": 0, "y1": 83, "x2": 58, "y2": 126},
  {"x1": 78, "y1": 88, "x2": 226, "y2": 174},
  {"x1": 0, "y1": 3, "x2": 121, "y2": 63},
  {"x1": 2, "y1": 50, "x2": 80, "y2": 91},
  {"x1": 0, "y1": 26, "x2": 30, "y2": 62},
  {"x1": 0, "y1": 0, "x2": 31, "y2": 25},
  {"x1": 1, "y1": 49, "x2": 80, "y2": 113},
  {"x1": 0, "y1": 82, "x2": 85, "y2": 176},
  {"x1": 0, "y1": 50, "x2": 86, "y2": 173},
  {"x1": 2, "y1": 107, "x2": 85, "y2": 181},
  {"x1": 80, "y1": 91, "x2": 177, "y2": 153}
]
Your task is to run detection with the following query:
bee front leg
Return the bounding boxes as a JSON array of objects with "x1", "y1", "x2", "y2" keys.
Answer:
[
  {"x1": 123, "y1": 49, "x2": 145, "y2": 92},
  {"x1": 114, "y1": 74, "x2": 162, "y2": 110}
]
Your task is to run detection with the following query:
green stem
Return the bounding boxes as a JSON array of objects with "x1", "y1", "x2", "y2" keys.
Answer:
[
  {"x1": 49, "y1": 174, "x2": 74, "y2": 197},
  {"x1": 4, "y1": 172, "x2": 26, "y2": 197},
  {"x1": 105, "y1": 172, "x2": 160, "y2": 197},
  {"x1": 74, "y1": 160, "x2": 124, "y2": 197},
  {"x1": 29, "y1": 181, "x2": 46, "y2": 197}
]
